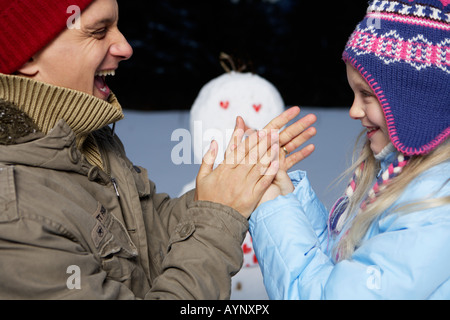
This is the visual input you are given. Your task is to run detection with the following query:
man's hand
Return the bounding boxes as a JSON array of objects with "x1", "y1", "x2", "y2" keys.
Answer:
[
  {"x1": 195, "y1": 116, "x2": 280, "y2": 218},
  {"x1": 194, "y1": 107, "x2": 316, "y2": 219}
]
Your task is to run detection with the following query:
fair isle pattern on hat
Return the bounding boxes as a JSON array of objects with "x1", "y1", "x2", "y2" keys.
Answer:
[
  {"x1": 343, "y1": 0, "x2": 450, "y2": 156},
  {"x1": 348, "y1": 1, "x2": 450, "y2": 74}
]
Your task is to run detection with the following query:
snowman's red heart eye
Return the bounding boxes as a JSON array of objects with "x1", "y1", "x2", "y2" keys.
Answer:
[
  {"x1": 220, "y1": 101, "x2": 229, "y2": 109},
  {"x1": 253, "y1": 104, "x2": 262, "y2": 112}
]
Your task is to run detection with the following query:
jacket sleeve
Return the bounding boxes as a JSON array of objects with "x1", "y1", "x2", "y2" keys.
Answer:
[
  {"x1": 137, "y1": 178, "x2": 249, "y2": 299},
  {"x1": 287, "y1": 171, "x2": 329, "y2": 246},
  {"x1": 144, "y1": 199, "x2": 249, "y2": 300},
  {"x1": 112, "y1": 132, "x2": 249, "y2": 299},
  {"x1": 249, "y1": 169, "x2": 450, "y2": 300},
  {"x1": 0, "y1": 178, "x2": 248, "y2": 300}
]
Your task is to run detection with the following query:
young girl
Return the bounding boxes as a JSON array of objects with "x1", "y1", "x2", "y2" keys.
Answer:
[{"x1": 249, "y1": 0, "x2": 450, "y2": 299}]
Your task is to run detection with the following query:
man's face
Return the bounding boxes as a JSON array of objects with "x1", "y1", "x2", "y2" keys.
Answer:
[{"x1": 21, "y1": 0, "x2": 133, "y2": 100}]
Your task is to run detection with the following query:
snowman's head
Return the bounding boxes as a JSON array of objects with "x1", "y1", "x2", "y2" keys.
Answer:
[{"x1": 190, "y1": 71, "x2": 285, "y2": 166}]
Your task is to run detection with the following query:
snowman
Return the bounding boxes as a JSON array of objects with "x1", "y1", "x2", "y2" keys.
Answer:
[{"x1": 180, "y1": 54, "x2": 285, "y2": 299}]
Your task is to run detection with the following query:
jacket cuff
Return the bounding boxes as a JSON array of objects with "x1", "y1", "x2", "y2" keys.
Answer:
[
  {"x1": 186, "y1": 200, "x2": 249, "y2": 243},
  {"x1": 288, "y1": 170, "x2": 328, "y2": 239}
]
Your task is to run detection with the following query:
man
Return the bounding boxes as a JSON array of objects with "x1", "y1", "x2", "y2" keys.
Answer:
[{"x1": 0, "y1": 0, "x2": 316, "y2": 299}]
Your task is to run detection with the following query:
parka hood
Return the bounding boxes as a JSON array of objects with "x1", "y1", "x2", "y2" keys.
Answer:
[
  {"x1": 0, "y1": 99, "x2": 94, "y2": 177},
  {"x1": 0, "y1": 99, "x2": 40, "y2": 145}
]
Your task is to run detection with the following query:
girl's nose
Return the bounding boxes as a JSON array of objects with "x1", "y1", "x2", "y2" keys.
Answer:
[{"x1": 349, "y1": 99, "x2": 365, "y2": 120}]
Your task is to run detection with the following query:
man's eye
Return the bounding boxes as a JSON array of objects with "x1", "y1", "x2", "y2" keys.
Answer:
[{"x1": 92, "y1": 28, "x2": 107, "y2": 38}]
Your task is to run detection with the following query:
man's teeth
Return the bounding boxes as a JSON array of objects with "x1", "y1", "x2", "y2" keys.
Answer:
[{"x1": 95, "y1": 70, "x2": 115, "y2": 77}]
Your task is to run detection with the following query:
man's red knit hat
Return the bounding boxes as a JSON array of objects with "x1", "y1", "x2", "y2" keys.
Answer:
[{"x1": 0, "y1": 0, "x2": 94, "y2": 74}]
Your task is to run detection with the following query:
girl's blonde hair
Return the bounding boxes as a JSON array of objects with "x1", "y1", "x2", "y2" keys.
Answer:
[{"x1": 334, "y1": 136, "x2": 450, "y2": 262}]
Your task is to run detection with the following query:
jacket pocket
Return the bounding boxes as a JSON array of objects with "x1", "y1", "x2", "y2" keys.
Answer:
[{"x1": 92, "y1": 203, "x2": 139, "y2": 282}]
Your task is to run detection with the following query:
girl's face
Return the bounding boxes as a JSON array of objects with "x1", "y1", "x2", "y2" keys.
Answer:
[{"x1": 346, "y1": 63, "x2": 391, "y2": 155}]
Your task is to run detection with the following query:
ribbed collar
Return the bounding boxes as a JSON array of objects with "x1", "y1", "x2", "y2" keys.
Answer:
[
  {"x1": 0, "y1": 73, "x2": 124, "y2": 169},
  {"x1": 374, "y1": 142, "x2": 396, "y2": 162}
]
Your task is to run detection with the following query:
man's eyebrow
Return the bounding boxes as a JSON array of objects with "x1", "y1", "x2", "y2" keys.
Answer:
[{"x1": 84, "y1": 18, "x2": 115, "y2": 28}]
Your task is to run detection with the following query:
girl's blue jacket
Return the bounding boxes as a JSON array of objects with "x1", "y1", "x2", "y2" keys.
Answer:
[{"x1": 249, "y1": 154, "x2": 450, "y2": 299}]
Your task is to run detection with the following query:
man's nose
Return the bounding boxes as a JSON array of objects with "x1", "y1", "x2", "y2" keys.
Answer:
[{"x1": 110, "y1": 30, "x2": 133, "y2": 61}]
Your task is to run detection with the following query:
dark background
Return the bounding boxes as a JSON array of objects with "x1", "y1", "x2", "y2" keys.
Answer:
[{"x1": 110, "y1": 0, "x2": 368, "y2": 111}]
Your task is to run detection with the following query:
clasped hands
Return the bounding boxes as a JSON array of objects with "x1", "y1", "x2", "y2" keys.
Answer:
[{"x1": 194, "y1": 107, "x2": 317, "y2": 219}]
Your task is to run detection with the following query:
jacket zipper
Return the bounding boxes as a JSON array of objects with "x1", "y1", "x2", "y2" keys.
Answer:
[
  {"x1": 111, "y1": 177, "x2": 120, "y2": 198},
  {"x1": 96, "y1": 131, "x2": 120, "y2": 199}
]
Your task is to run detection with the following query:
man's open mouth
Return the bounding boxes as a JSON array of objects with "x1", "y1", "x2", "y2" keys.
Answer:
[{"x1": 94, "y1": 69, "x2": 115, "y2": 98}]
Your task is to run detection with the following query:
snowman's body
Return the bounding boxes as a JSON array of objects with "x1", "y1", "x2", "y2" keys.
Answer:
[{"x1": 180, "y1": 71, "x2": 285, "y2": 299}]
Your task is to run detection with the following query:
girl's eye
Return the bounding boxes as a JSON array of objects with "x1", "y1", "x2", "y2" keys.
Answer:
[{"x1": 361, "y1": 90, "x2": 373, "y2": 98}]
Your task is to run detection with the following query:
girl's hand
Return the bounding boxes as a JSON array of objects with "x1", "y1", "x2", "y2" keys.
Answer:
[
  {"x1": 258, "y1": 108, "x2": 317, "y2": 206},
  {"x1": 194, "y1": 107, "x2": 317, "y2": 218}
]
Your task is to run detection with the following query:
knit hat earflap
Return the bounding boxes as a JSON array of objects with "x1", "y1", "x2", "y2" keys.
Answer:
[
  {"x1": 343, "y1": 0, "x2": 450, "y2": 156},
  {"x1": 0, "y1": 0, "x2": 94, "y2": 74}
]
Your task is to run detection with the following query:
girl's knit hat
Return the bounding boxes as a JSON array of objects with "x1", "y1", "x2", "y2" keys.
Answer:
[
  {"x1": 0, "y1": 0, "x2": 94, "y2": 74},
  {"x1": 343, "y1": 0, "x2": 450, "y2": 155}
]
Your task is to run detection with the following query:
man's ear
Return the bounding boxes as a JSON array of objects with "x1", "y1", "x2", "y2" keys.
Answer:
[{"x1": 16, "y1": 57, "x2": 39, "y2": 77}]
